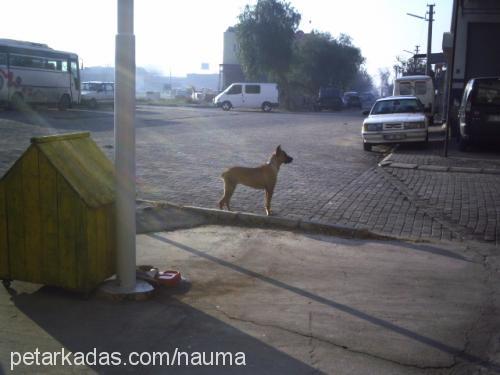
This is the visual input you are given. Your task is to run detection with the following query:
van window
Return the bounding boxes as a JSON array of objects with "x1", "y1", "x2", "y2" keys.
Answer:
[
  {"x1": 245, "y1": 85, "x2": 260, "y2": 94},
  {"x1": 415, "y1": 81, "x2": 427, "y2": 95},
  {"x1": 474, "y1": 80, "x2": 500, "y2": 106},
  {"x1": 399, "y1": 82, "x2": 412, "y2": 95},
  {"x1": 227, "y1": 84, "x2": 242, "y2": 95}
]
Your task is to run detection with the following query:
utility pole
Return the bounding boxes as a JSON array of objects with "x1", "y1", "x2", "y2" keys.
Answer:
[
  {"x1": 426, "y1": 4, "x2": 435, "y2": 76},
  {"x1": 101, "y1": 0, "x2": 153, "y2": 298},
  {"x1": 407, "y1": 4, "x2": 435, "y2": 75}
]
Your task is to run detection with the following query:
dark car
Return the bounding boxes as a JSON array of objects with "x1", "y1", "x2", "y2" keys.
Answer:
[
  {"x1": 457, "y1": 77, "x2": 500, "y2": 151},
  {"x1": 343, "y1": 91, "x2": 362, "y2": 108},
  {"x1": 314, "y1": 87, "x2": 343, "y2": 111}
]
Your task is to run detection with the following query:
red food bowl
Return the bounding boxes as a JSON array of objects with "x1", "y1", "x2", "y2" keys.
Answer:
[{"x1": 157, "y1": 270, "x2": 181, "y2": 287}]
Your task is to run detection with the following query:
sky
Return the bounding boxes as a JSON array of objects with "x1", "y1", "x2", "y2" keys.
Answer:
[{"x1": 1, "y1": 0, "x2": 452, "y2": 83}]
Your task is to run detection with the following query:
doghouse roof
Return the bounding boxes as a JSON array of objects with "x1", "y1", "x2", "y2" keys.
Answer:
[{"x1": 2, "y1": 132, "x2": 115, "y2": 208}]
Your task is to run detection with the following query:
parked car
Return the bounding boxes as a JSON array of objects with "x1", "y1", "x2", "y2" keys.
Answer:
[
  {"x1": 361, "y1": 96, "x2": 428, "y2": 151},
  {"x1": 457, "y1": 77, "x2": 500, "y2": 151},
  {"x1": 393, "y1": 75, "x2": 435, "y2": 124},
  {"x1": 214, "y1": 82, "x2": 279, "y2": 112},
  {"x1": 314, "y1": 86, "x2": 343, "y2": 111},
  {"x1": 81, "y1": 81, "x2": 114, "y2": 108},
  {"x1": 343, "y1": 91, "x2": 361, "y2": 108}
]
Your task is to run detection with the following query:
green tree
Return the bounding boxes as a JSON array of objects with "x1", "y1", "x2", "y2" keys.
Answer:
[
  {"x1": 288, "y1": 31, "x2": 365, "y2": 96},
  {"x1": 236, "y1": 0, "x2": 301, "y2": 105}
]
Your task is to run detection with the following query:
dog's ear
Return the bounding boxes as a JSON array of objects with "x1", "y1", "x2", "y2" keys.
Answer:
[{"x1": 276, "y1": 145, "x2": 282, "y2": 153}]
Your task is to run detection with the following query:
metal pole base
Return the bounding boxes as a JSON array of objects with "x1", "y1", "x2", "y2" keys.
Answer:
[{"x1": 98, "y1": 279, "x2": 155, "y2": 301}]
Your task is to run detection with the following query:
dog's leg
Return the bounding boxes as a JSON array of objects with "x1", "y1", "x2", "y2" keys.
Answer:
[
  {"x1": 219, "y1": 181, "x2": 236, "y2": 211},
  {"x1": 265, "y1": 187, "x2": 274, "y2": 216}
]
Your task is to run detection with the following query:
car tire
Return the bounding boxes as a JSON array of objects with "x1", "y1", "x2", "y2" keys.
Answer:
[
  {"x1": 221, "y1": 101, "x2": 232, "y2": 111},
  {"x1": 89, "y1": 98, "x2": 98, "y2": 109},
  {"x1": 363, "y1": 143, "x2": 372, "y2": 151},
  {"x1": 262, "y1": 102, "x2": 272, "y2": 112},
  {"x1": 58, "y1": 94, "x2": 71, "y2": 111}
]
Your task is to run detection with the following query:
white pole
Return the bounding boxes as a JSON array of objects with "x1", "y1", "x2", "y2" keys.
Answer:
[{"x1": 115, "y1": 0, "x2": 136, "y2": 292}]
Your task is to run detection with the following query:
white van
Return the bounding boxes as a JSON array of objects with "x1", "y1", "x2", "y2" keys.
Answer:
[
  {"x1": 393, "y1": 75, "x2": 435, "y2": 115},
  {"x1": 81, "y1": 81, "x2": 114, "y2": 108},
  {"x1": 214, "y1": 82, "x2": 279, "y2": 112}
]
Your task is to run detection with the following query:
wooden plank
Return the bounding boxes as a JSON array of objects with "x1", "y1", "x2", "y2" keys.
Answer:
[
  {"x1": 57, "y1": 174, "x2": 78, "y2": 290},
  {"x1": 105, "y1": 204, "x2": 117, "y2": 278},
  {"x1": 75, "y1": 200, "x2": 88, "y2": 292},
  {"x1": 38, "y1": 139, "x2": 115, "y2": 208},
  {"x1": 40, "y1": 141, "x2": 97, "y2": 206},
  {"x1": 0, "y1": 182, "x2": 9, "y2": 278},
  {"x1": 22, "y1": 147, "x2": 42, "y2": 283},
  {"x1": 95, "y1": 208, "x2": 107, "y2": 283},
  {"x1": 86, "y1": 208, "x2": 99, "y2": 287},
  {"x1": 5, "y1": 159, "x2": 25, "y2": 280},
  {"x1": 31, "y1": 132, "x2": 90, "y2": 144},
  {"x1": 39, "y1": 153, "x2": 60, "y2": 285}
]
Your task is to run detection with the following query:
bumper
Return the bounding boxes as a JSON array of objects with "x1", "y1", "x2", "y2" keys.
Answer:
[{"x1": 362, "y1": 130, "x2": 427, "y2": 144}]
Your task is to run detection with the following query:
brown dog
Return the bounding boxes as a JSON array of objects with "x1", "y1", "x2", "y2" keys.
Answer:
[{"x1": 218, "y1": 145, "x2": 293, "y2": 216}]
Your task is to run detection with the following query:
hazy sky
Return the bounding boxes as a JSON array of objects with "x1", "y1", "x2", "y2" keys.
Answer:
[{"x1": 1, "y1": 0, "x2": 452, "y2": 81}]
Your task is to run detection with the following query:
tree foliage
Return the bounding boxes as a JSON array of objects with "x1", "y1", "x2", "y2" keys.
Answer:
[
  {"x1": 288, "y1": 31, "x2": 364, "y2": 95},
  {"x1": 378, "y1": 68, "x2": 393, "y2": 97},
  {"x1": 394, "y1": 55, "x2": 426, "y2": 76},
  {"x1": 235, "y1": 0, "x2": 371, "y2": 107},
  {"x1": 236, "y1": 0, "x2": 300, "y2": 81}
]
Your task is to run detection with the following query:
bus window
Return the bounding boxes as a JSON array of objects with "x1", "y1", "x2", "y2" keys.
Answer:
[
  {"x1": 61, "y1": 61, "x2": 68, "y2": 72},
  {"x1": 0, "y1": 53, "x2": 6, "y2": 65},
  {"x1": 46, "y1": 59, "x2": 58, "y2": 70}
]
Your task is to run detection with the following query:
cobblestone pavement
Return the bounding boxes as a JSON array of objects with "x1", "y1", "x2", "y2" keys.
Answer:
[{"x1": 1, "y1": 106, "x2": 499, "y2": 245}]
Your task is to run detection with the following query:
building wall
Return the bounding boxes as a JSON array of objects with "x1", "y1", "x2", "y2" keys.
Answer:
[
  {"x1": 448, "y1": 0, "x2": 500, "y2": 91},
  {"x1": 443, "y1": 0, "x2": 500, "y2": 134},
  {"x1": 223, "y1": 30, "x2": 240, "y2": 65}
]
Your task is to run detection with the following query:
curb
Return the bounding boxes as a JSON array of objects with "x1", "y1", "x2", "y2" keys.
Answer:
[
  {"x1": 137, "y1": 199, "x2": 395, "y2": 241},
  {"x1": 378, "y1": 154, "x2": 500, "y2": 175}
]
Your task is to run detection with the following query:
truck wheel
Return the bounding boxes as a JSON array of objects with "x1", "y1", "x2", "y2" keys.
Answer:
[
  {"x1": 262, "y1": 102, "x2": 272, "y2": 112},
  {"x1": 221, "y1": 101, "x2": 232, "y2": 111},
  {"x1": 58, "y1": 94, "x2": 71, "y2": 111},
  {"x1": 363, "y1": 143, "x2": 372, "y2": 151}
]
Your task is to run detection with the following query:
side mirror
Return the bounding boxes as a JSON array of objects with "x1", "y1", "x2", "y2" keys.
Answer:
[{"x1": 362, "y1": 110, "x2": 369, "y2": 116}]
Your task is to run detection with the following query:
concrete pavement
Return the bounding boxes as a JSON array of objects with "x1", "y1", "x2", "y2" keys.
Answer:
[
  {"x1": 1, "y1": 105, "x2": 499, "y2": 245},
  {"x1": 1, "y1": 223, "x2": 500, "y2": 374}
]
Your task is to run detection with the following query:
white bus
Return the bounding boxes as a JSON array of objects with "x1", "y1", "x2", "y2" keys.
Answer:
[{"x1": 0, "y1": 39, "x2": 80, "y2": 110}]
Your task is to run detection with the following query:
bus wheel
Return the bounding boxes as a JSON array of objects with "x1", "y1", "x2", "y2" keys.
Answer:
[{"x1": 58, "y1": 94, "x2": 71, "y2": 111}]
